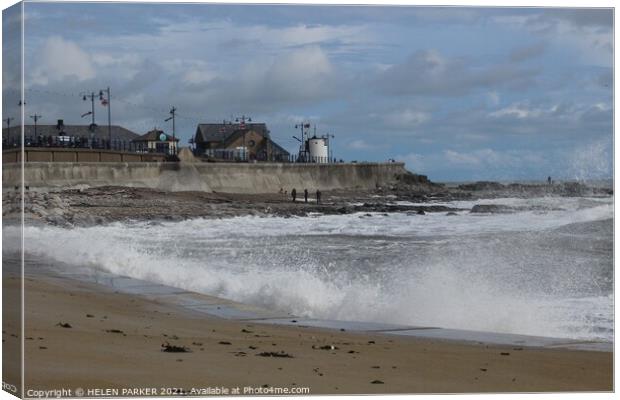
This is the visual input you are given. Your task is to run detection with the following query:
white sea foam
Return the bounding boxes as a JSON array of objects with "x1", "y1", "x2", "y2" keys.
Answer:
[{"x1": 6, "y1": 196, "x2": 613, "y2": 342}]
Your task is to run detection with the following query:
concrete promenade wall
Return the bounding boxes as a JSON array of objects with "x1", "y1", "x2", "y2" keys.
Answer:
[{"x1": 2, "y1": 162, "x2": 408, "y2": 193}]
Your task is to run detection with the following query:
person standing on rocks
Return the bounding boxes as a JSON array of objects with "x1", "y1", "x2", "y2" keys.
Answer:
[
  {"x1": 291, "y1": 188, "x2": 297, "y2": 203},
  {"x1": 304, "y1": 189, "x2": 309, "y2": 203},
  {"x1": 316, "y1": 189, "x2": 321, "y2": 205}
]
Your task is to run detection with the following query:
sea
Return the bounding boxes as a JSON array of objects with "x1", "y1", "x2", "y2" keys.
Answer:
[{"x1": 5, "y1": 194, "x2": 614, "y2": 342}]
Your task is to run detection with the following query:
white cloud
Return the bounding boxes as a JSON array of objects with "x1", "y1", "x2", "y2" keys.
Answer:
[
  {"x1": 29, "y1": 36, "x2": 95, "y2": 85},
  {"x1": 376, "y1": 49, "x2": 536, "y2": 96},
  {"x1": 348, "y1": 139, "x2": 373, "y2": 150},
  {"x1": 444, "y1": 149, "x2": 483, "y2": 166},
  {"x1": 493, "y1": 12, "x2": 612, "y2": 67},
  {"x1": 383, "y1": 109, "x2": 430, "y2": 129},
  {"x1": 489, "y1": 102, "x2": 556, "y2": 119}
]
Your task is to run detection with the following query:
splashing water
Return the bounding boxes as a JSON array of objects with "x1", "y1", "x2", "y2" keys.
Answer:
[
  {"x1": 566, "y1": 140, "x2": 612, "y2": 182},
  {"x1": 5, "y1": 195, "x2": 613, "y2": 341}
]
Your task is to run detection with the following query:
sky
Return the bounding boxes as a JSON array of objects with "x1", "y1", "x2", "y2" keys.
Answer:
[{"x1": 2, "y1": 1, "x2": 614, "y2": 181}]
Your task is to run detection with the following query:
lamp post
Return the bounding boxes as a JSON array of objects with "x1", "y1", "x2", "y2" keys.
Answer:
[
  {"x1": 164, "y1": 106, "x2": 177, "y2": 155},
  {"x1": 234, "y1": 115, "x2": 252, "y2": 161},
  {"x1": 30, "y1": 114, "x2": 42, "y2": 137},
  {"x1": 99, "y1": 87, "x2": 111, "y2": 149},
  {"x1": 80, "y1": 92, "x2": 96, "y2": 129},
  {"x1": 294, "y1": 122, "x2": 311, "y2": 162}
]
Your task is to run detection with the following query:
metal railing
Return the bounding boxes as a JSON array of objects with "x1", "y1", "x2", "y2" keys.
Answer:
[
  {"x1": 197, "y1": 148, "x2": 343, "y2": 164},
  {"x1": 2, "y1": 136, "x2": 170, "y2": 154}
]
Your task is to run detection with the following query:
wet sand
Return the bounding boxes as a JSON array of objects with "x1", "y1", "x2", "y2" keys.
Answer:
[{"x1": 4, "y1": 274, "x2": 612, "y2": 395}]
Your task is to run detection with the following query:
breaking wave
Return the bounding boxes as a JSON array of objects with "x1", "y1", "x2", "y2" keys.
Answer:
[{"x1": 6, "y1": 196, "x2": 613, "y2": 341}]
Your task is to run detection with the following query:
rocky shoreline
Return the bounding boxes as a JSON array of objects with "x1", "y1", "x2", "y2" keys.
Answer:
[{"x1": 2, "y1": 178, "x2": 613, "y2": 228}]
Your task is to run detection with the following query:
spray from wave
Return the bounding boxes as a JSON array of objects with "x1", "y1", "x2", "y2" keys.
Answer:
[{"x1": 7, "y1": 196, "x2": 613, "y2": 341}]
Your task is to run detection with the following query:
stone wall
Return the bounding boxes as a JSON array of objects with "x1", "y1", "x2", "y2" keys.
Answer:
[{"x1": 2, "y1": 161, "x2": 408, "y2": 193}]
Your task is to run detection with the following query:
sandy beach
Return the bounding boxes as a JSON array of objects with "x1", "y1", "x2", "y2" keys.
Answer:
[{"x1": 3, "y1": 272, "x2": 611, "y2": 395}]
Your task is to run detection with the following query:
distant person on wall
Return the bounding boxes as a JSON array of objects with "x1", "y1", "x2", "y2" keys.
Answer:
[
  {"x1": 316, "y1": 189, "x2": 321, "y2": 205},
  {"x1": 304, "y1": 189, "x2": 309, "y2": 203},
  {"x1": 547, "y1": 176, "x2": 552, "y2": 185},
  {"x1": 291, "y1": 188, "x2": 297, "y2": 202}
]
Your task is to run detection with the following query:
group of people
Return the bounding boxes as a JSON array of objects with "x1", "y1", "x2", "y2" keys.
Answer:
[{"x1": 279, "y1": 187, "x2": 322, "y2": 204}]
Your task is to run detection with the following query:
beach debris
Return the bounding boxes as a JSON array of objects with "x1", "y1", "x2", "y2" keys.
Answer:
[
  {"x1": 371, "y1": 380, "x2": 384, "y2": 384},
  {"x1": 176, "y1": 359, "x2": 183, "y2": 362},
  {"x1": 371, "y1": 366, "x2": 380, "y2": 369},
  {"x1": 161, "y1": 343, "x2": 191, "y2": 353},
  {"x1": 233, "y1": 352, "x2": 247, "y2": 357},
  {"x1": 39, "y1": 346, "x2": 47, "y2": 350},
  {"x1": 256, "y1": 351, "x2": 293, "y2": 358},
  {"x1": 249, "y1": 345, "x2": 258, "y2": 350},
  {"x1": 513, "y1": 347, "x2": 523, "y2": 351},
  {"x1": 192, "y1": 342, "x2": 203, "y2": 346},
  {"x1": 500, "y1": 352, "x2": 510, "y2": 356},
  {"x1": 347, "y1": 350, "x2": 358, "y2": 354},
  {"x1": 291, "y1": 320, "x2": 297, "y2": 323},
  {"x1": 241, "y1": 329, "x2": 253, "y2": 333},
  {"x1": 26, "y1": 337, "x2": 33, "y2": 340},
  {"x1": 480, "y1": 368, "x2": 487, "y2": 372},
  {"x1": 56, "y1": 322, "x2": 72, "y2": 329},
  {"x1": 219, "y1": 341, "x2": 232, "y2": 345},
  {"x1": 105, "y1": 329, "x2": 125, "y2": 335},
  {"x1": 312, "y1": 345, "x2": 339, "y2": 350},
  {"x1": 367, "y1": 340, "x2": 375, "y2": 344},
  {"x1": 340, "y1": 328, "x2": 346, "y2": 332},
  {"x1": 86, "y1": 314, "x2": 94, "y2": 318}
]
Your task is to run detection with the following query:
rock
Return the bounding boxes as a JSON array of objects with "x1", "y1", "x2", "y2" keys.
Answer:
[
  {"x1": 458, "y1": 181, "x2": 505, "y2": 191},
  {"x1": 470, "y1": 204, "x2": 515, "y2": 214}
]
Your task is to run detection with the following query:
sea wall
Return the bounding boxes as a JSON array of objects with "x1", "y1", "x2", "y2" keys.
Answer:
[{"x1": 2, "y1": 162, "x2": 408, "y2": 193}]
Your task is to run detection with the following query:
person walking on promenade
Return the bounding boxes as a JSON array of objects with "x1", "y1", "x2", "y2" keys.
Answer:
[
  {"x1": 291, "y1": 188, "x2": 297, "y2": 202},
  {"x1": 316, "y1": 189, "x2": 321, "y2": 204},
  {"x1": 304, "y1": 188, "x2": 309, "y2": 203}
]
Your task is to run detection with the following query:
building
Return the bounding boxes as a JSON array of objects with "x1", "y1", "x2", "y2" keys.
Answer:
[
  {"x1": 131, "y1": 129, "x2": 179, "y2": 155},
  {"x1": 194, "y1": 122, "x2": 290, "y2": 161},
  {"x1": 2, "y1": 121, "x2": 140, "y2": 150}
]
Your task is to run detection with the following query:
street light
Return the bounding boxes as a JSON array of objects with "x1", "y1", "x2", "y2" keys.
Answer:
[
  {"x1": 233, "y1": 115, "x2": 252, "y2": 161},
  {"x1": 99, "y1": 87, "x2": 112, "y2": 149},
  {"x1": 164, "y1": 106, "x2": 176, "y2": 155},
  {"x1": 80, "y1": 91, "x2": 97, "y2": 131},
  {"x1": 30, "y1": 114, "x2": 42, "y2": 137}
]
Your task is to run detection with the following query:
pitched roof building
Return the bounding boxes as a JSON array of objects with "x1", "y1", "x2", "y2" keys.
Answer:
[
  {"x1": 2, "y1": 123, "x2": 140, "y2": 142},
  {"x1": 194, "y1": 122, "x2": 290, "y2": 162},
  {"x1": 132, "y1": 129, "x2": 179, "y2": 155}
]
